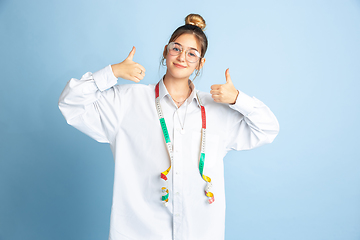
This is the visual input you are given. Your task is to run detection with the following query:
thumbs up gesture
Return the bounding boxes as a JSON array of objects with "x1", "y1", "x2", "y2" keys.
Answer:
[
  {"x1": 210, "y1": 69, "x2": 239, "y2": 104},
  {"x1": 111, "y1": 46, "x2": 146, "y2": 82}
]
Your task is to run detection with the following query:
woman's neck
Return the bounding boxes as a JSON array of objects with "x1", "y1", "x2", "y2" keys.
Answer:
[{"x1": 163, "y1": 74, "x2": 191, "y2": 103}]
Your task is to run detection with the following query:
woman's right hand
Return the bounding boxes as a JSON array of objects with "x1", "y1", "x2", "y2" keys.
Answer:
[{"x1": 111, "y1": 46, "x2": 146, "y2": 82}]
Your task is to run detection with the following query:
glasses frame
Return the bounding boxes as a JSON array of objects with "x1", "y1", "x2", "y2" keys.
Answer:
[{"x1": 167, "y1": 42, "x2": 201, "y2": 63}]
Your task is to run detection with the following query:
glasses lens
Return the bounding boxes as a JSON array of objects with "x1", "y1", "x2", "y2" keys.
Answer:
[
  {"x1": 186, "y1": 50, "x2": 200, "y2": 63},
  {"x1": 168, "y1": 42, "x2": 182, "y2": 56}
]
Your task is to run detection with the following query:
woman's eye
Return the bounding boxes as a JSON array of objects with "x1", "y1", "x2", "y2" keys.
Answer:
[
  {"x1": 188, "y1": 52, "x2": 196, "y2": 57},
  {"x1": 173, "y1": 47, "x2": 181, "y2": 52}
]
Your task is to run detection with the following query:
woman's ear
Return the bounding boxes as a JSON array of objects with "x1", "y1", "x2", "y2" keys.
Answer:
[
  {"x1": 163, "y1": 45, "x2": 168, "y2": 59},
  {"x1": 196, "y1": 58, "x2": 206, "y2": 70}
]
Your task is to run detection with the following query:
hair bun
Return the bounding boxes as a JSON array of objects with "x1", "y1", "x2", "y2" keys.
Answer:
[{"x1": 185, "y1": 14, "x2": 206, "y2": 30}]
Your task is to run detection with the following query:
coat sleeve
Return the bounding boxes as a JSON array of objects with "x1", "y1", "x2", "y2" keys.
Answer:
[
  {"x1": 225, "y1": 90, "x2": 280, "y2": 151},
  {"x1": 58, "y1": 65, "x2": 124, "y2": 143}
]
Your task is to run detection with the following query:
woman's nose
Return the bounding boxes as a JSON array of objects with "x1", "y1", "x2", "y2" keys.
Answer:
[{"x1": 177, "y1": 50, "x2": 186, "y2": 62}]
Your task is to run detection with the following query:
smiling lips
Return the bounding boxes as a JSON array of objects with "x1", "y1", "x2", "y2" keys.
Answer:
[{"x1": 173, "y1": 63, "x2": 187, "y2": 68}]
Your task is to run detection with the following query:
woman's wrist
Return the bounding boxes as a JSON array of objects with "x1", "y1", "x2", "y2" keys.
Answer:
[
  {"x1": 231, "y1": 90, "x2": 239, "y2": 105},
  {"x1": 111, "y1": 64, "x2": 121, "y2": 78}
]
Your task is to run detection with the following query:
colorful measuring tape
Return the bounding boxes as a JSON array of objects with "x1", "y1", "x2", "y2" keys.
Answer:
[{"x1": 155, "y1": 82, "x2": 215, "y2": 206}]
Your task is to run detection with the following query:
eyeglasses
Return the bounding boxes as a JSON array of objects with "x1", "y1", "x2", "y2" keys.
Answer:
[{"x1": 167, "y1": 42, "x2": 201, "y2": 63}]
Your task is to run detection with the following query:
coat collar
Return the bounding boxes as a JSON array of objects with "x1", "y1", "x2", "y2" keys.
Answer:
[{"x1": 158, "y1": 78, "x2": 200, "y2": 108}]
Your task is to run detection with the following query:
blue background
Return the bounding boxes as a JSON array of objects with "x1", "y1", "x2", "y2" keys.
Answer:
[{"x1": 1, "y1": 0, "x2": 360, "y2": 239}]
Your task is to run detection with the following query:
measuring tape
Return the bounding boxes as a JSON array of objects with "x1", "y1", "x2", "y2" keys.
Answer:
[{"x1": 155, "y1": 82, "x2": 214, "y2": 206}]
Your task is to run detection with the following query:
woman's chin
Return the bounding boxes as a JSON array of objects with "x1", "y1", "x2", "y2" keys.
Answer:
[{"x1": 166, "y1": 69, "x2": 193, "y2": 80}]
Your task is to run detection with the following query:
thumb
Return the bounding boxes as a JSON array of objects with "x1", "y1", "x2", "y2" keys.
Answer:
[
  {"x1": 225, "y1": 68, "x2": 232, "y2": 83},
  {"x1": 126, "y1": 46, "x2": 136, "y2": 61}
]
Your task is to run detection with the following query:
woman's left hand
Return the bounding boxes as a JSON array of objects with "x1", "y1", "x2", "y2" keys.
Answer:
[{"x1": 210, "y1": 68, "x2": 239, "y2": 104}]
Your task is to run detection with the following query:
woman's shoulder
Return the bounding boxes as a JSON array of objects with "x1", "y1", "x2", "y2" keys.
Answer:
[
  {"x1": 196, "y1": 90, "x2": 210, "y2": 97},
  {"x1": 196, "y1": 90, "x2": 215, "y2": 105},
  {"x1": 196, "y1": 90, "x2": 231, "y2": 111},
  {"x1": 113, "y1": 82, "x2": 155, "y2": 95},
  {"x1": 99, "y1": 83, "x2": 156, "y2": 103}
]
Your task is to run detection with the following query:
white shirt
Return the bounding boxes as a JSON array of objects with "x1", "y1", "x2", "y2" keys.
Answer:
[{"x1": 58, "y1": 65, "x2": 279, "y2": 240}]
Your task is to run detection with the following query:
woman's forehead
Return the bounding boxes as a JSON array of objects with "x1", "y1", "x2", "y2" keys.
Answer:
[{"x1": 174, "y1": 34, "x2": 200, "y2": 51}]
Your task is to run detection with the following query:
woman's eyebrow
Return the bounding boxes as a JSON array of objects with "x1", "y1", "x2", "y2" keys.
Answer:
[{"x1": 174, "y1": 42, "x2": 199, "y2": 52}]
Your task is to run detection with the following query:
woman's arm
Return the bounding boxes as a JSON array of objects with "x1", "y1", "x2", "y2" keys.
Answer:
[
  {"x1": 58, "y1": 65, "x2": 121, "y2": 143},
  {"x1": 225, "y1": 90, "x2": 279, "y2": 151},
  {"x1": 58, "y1": 47, "x2": 145, "y2": 143},
  {"x1": 210, "y1": 69, "x2": 279, "y2": 151}
]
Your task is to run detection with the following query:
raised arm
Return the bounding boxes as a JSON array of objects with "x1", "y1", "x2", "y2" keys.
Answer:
[
  {"x1": 210, "y1": 69, "x2": 279, "y2": 151},
  {"x1": 58, "y1": 47, "x2": 145, "y2": 143}
]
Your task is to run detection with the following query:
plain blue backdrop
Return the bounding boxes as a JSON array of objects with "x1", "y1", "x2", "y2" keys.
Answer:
[{"x1": 1, "y1": 0, "x2": 360, "y2": 239}]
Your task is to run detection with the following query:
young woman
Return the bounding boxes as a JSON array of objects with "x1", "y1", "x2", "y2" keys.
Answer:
[{"x1": 59, "y1": 14, "x2": 279, "y2": 240}]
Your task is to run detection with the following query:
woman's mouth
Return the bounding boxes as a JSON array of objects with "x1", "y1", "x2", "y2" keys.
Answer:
[{"x1": 173, "y1": 63, "x2": 187, "y2": 68}]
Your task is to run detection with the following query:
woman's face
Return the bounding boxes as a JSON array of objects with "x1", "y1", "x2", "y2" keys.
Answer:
[{"x1": 165, "y1": 33, "x2": 205, "y2": 80}]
